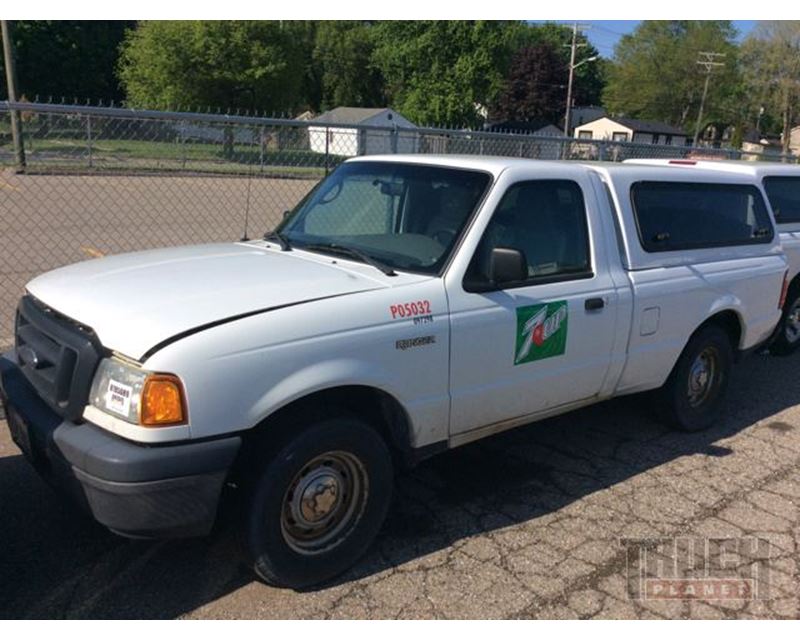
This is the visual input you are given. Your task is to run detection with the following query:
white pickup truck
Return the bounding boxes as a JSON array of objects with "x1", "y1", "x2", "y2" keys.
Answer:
[
  {"x1": 0, "y1": 156, "x2": 789, "y2": 588},
  {"x1": 627, "y1": 159, "x2": 800, "y2": 354}
]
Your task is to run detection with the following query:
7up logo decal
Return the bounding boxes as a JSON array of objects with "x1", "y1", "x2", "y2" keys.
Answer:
[{"x1": 514, "y1": 301, "x2": 569, "y2": 365}]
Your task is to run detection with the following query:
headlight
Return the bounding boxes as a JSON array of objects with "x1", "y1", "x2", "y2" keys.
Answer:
[{"x1": 89, "y1": 358, "x2": 186, "y2": 427}]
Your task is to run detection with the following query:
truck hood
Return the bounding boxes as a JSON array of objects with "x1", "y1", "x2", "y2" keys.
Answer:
[{"x1": 25, "y1": 243, "x2": 388, "y2": 360}]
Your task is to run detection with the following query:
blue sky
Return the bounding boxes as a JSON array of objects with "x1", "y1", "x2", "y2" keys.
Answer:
[{"x1": 540, "y1": 21, "x2": 757, "y2": 58}]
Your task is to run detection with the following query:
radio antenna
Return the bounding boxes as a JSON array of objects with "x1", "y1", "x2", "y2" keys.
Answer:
[{"x1": 241, "y1": 169, "x2": 253, "y2": 241}]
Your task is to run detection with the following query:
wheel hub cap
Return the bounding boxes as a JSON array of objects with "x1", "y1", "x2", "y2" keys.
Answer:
[
  {"x1": 297, "y1": 471, "x2": 342, "y2": 524},
  {"x1": 280, "y1": 450, "x2": 368, "y2": 555},
  {"x1": 785, "y1": 300, "x2": 800, "y2": 343},
  {"x1": 687, "y1": 347, "x2": 717, "y2": 407},
  {"x1": 690, "y1": 364, "x2": 709, "y2": 391}
]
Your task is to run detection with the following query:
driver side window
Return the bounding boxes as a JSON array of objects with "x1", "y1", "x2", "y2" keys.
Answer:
[{"x1": 466, "y1": 179, "x2": 593, "y2": 287}]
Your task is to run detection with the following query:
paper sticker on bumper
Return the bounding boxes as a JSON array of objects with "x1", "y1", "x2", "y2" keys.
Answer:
[
  {"x1": 106, "y1": 379, "x2": 133, "y2": 417},
  {"x1": 514, "y1": 301, "x2": 568, "y2": 365}
]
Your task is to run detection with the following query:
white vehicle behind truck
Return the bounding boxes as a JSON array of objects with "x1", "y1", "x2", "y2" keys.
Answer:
[
  {"x1": 0, "y1": 156, "x2": 789, "y2": 588},
  {"x1": 627, "y1": 159, "x2": 800, "y2": 354}
]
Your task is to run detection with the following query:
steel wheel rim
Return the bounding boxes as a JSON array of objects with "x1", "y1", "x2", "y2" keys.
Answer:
[
  {"x1": 785, "y1": 299, "x2": 800, "y2": 344},
  {"x1": 687, "y1": 346, "x2": 718, "y2": 408},
  {"x1": 280, "y1": 450, "x2": 368, "y2": 555}
]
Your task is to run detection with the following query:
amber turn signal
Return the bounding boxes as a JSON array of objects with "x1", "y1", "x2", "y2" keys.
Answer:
[{"x1": 141, "y1": 374, "x2": 186, "y2": 426}]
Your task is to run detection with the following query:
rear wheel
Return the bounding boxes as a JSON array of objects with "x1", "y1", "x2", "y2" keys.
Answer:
[
  {"x1": 241, "y1": 416, "x2": 393, "y2": 588},
  {"x1": 770, "y1": 286, "x2": 800, "y2": 356},
  {"x1": 656, "y1": 324, "x2": 733, "y2": 432}
]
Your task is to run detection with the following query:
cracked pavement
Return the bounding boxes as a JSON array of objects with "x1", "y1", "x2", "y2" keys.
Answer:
[{"x1": 1, "y1": 349, "x2": 799, "y2": 619}]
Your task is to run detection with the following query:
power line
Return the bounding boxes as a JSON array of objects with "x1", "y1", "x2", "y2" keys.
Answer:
[
  {"x1": 585, "y1": 35, "x2": 619, "y2": 45},
  {"x1": 593, "y1": 46, "x2": 616, "y2": 57},
  {"x1": 588, "y1": 23, "x2": 630, "y2": 38}
]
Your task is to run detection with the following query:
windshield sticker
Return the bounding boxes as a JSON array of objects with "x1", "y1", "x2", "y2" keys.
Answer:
[
  {"x1": 106, "y1": 379, "x2": 133, "y2": 417},
  {"x1": 396, "y1": 335, "x2": 436, "y2": 351},
  {"x1": 514, "y1": 301, "x2": 568, "y2": 365},
  {"x1": 390, "y1": 300, "x2": 432, "y2": 319}
]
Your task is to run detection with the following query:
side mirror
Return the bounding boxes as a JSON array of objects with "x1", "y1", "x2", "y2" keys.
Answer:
[
  {"x1": 489, "y1": 247, "x2": 527, "y2": 287},
  {"x1": 282, "y1": 210, "x2": 291, "y2": 220}
]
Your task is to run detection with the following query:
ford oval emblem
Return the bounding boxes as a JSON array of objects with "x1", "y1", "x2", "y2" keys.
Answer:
[{"x1": 18, "y1": 345, "x2": 40, "y2": 369}]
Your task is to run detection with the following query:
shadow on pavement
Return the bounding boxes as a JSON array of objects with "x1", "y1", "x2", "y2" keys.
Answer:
[{"x1": 0, "y1": 351, "x2": 797, "y2": 617}]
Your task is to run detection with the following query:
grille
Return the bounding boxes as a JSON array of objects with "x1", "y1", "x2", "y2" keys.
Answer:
[{"x1": 15, "y1": 295, "x2": 103, "y2": 422}]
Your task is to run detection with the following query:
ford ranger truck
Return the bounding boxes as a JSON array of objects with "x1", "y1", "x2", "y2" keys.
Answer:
[
  {"x1": 626, "y1": 159, "x2": 800, "y2": 355},
  {"x1": 0, "y1": 157, "x2": 788, "y2": 588}
]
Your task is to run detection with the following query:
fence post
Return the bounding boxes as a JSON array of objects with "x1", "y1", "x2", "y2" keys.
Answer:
[
  {"x1": 391, "y1": 125, "x2": 398, "y2": 154},
  {"x1": 259, "y1": 125, "x2": 265, "y2": 174},
  {"x1": 597, "y1": 141, "x2": 606, "y2": 162},
  {"x1": 324, "y1": 126, "x2": 330, "y2": 176},
  {"x1": 86, "y1": 114, "x2": 93, "y2": 169},
  {"x1": 180, "y1": 120, "x2": 187, "y2": 170},
  {"x1": 1, "y1": 20, "x2": 26, "y2": 172},
  {"x1": 223, "y1": 124, "x2": 234, "y2": 159}
]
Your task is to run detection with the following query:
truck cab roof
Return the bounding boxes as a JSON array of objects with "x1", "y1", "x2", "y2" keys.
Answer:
[{"x1": 349, "y1": 154, "x2": 777, "y2": 185}]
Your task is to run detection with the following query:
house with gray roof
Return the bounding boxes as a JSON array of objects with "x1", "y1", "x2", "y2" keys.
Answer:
[
  {"x1": 573, "y1": 116, "x2": 688, "y2": 146},
  {"x1": 308, "y1": 107, "x2": 419, "y2": 157}
]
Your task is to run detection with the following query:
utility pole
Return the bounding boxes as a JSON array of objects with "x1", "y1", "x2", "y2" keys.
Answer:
[
  {"x1": 564, "y1": 23, "x2": 581, "y2": 144},
  {"x1": 692, "y1": 51, "x2": 726, "y2": 148},
  {"x1": 1, "y1": 20, "x2": 25, "y2": 171},
  {"x1": 563, "y1": 23, "x2": 596, "y2": 159}
]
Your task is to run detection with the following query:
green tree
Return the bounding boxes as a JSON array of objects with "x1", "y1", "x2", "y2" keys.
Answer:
[
  {"x1": 0, "y1": 21, "x2": 132, "y2": 102},
  {"x1": 118, "y1": 21, "x2": 306, "y2": 114},
  {"x1": 491, "y1": 42, "x2": 567, "y2": 124},
  {"x1": 371, "y1": 21, "x2": 521, "y2": 127},
  {"x1": 490, "y1": 23, "x2": 605, "y2": 127},
  {"x1": 603, "y1": 21, "x2": 741, "y2": 132},
  {"x1": 740, "y1": 21, "x2": 800, "y2": 153},
  {"x1": 312, "y1": 21, "x2": 384, "y2": 111},
  {"x1": 511, "y1": 23, "x2": 605, "y2": 108}
]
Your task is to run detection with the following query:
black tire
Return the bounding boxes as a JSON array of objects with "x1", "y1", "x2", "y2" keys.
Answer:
[
  {"x1": 656, "y1": 324, "x2": 733, "y2": 432},
  {"x1": 770, "y1": 285, "x2": 800, "y2": 356},
  {"x1": 241, "y1": 415, "x2": 393, "y2": 589}
]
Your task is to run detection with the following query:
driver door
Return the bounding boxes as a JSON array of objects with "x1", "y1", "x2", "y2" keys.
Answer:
[{"x1": 447, "y1": 175, "x2": 619, "y2": 437}]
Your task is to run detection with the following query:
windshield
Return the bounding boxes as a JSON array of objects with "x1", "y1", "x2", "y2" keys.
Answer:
[
  {"x1": 763, "y1": 176, "x2": 800, "y2": 224},
  {"x1": 277, "y1": 161, "x2": 492, "y2": 274}
]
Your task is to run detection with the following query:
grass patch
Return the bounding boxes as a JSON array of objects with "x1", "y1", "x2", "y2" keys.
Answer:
[
  {"x1": 22, "y1": 136, "x2": 347, "y2": 167},
  {"x1": 12, "y1": 135, "x2": 348, "y2": 177}
]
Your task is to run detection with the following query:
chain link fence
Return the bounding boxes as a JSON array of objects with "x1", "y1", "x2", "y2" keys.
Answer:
[{"x1": 1, "y1": 100, "x2": 798, "y2": 347}]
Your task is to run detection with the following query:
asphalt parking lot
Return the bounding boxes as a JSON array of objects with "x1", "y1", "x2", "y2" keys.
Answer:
[
  {"x1": 2, "y1": 348, "x2": 799, "y2": 619},
  {"x1": 0, "y1": 170, "x2": 318, "y2": 344}
]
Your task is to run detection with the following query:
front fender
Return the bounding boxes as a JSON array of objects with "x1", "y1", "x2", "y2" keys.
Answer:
[
  {"x1": 248, "y1": 357, "x2": 398, "y2": 426},
  {"x1": 143, "y1": 280, "x2": 452, "y2": 447}
]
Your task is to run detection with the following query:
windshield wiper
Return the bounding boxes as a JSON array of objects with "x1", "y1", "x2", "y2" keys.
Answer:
[
  {"x1": 301, "y1": 243, "x2": 397, "y2": 277},
  {"x1": 263, "y1": 230, "x2": 291, "y2": 251}
]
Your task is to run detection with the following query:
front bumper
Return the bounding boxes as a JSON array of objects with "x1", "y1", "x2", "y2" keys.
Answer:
[{"x1": 0, "y1": 351, "x2": 241, "y2": 538}]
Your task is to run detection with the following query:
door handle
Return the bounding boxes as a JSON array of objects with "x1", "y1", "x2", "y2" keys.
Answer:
[{"x1": 585, "y1": 297, "x2": 605, "y2": 311}]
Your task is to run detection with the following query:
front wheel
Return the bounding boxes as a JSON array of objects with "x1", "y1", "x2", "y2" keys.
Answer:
[
  {"x1": 656, "y1": 324, "x2": 733, "y2": 432},
  {"x1": 770, "y1": 287, "x2": 800, "y2": 356},
  {"x1": 241, "y1": 416, "x2": 393, "y2": 588}
]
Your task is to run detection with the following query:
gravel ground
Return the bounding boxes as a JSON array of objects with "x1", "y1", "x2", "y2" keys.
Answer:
[{"x1": 1, "y1": 348, "x2": 799, "y2": 619}]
